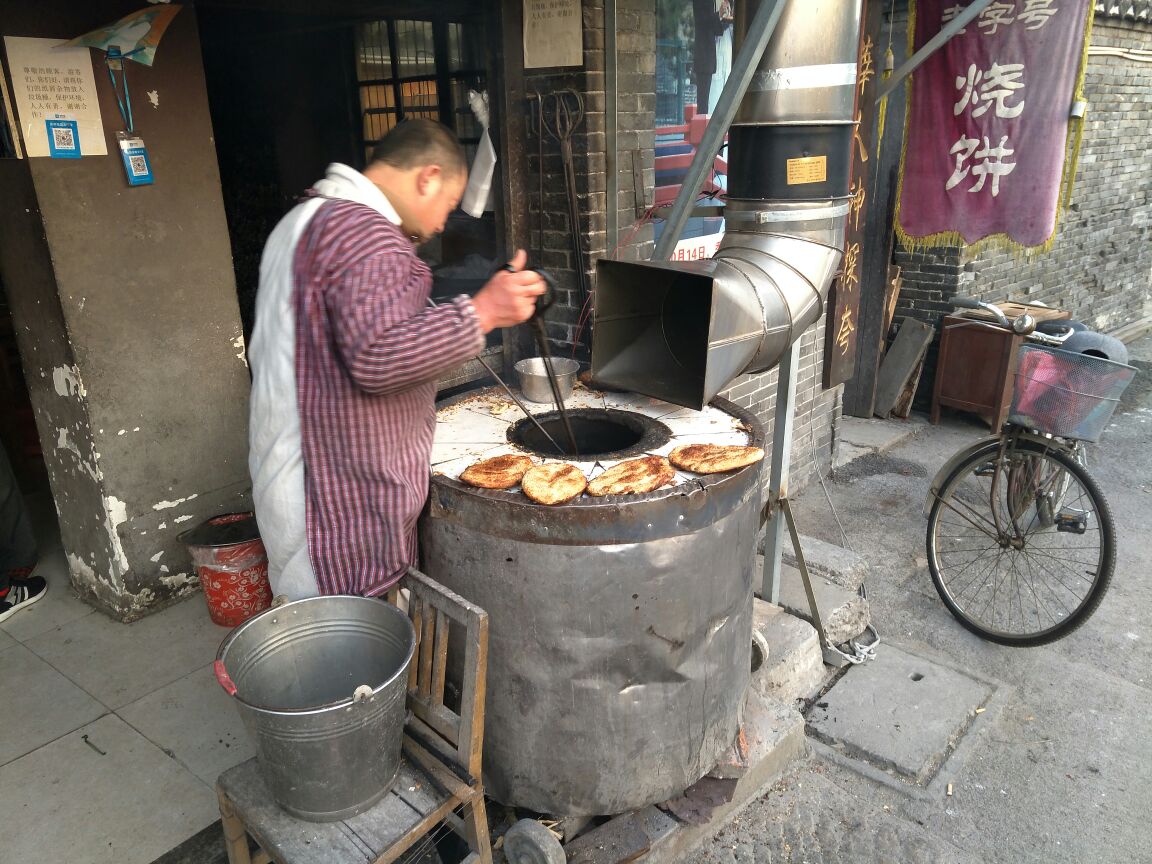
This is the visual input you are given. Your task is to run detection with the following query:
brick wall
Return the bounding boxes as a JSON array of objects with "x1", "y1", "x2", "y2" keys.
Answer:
[
  {"x1": 720, "y1": 321, "x2": 842, "y2": 492},
  {"x1": 527, "y1": 0, "x2": 841, "y2": 491},
  {"x1": 523, "y1": 0, "x2": 657, "y2": 359},
  {"x1": 894, "y1": 15, "x2": 1152, "y2": 403}
]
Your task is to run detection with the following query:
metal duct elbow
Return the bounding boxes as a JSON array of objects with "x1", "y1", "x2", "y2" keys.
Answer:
[{"x1": 592, "y1": 0, "x2": 863, "y2": 410}]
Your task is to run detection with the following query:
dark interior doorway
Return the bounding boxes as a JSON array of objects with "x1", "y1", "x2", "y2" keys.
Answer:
[
  {"x1": 0, "y1": 277, "x2": 47, "y2": 492},
  {"x1": 196, "y1": 1, "x2": 503, "y2": 358}
]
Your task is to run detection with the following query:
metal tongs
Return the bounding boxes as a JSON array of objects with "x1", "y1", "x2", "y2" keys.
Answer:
[{"x1": 524, "y1": 269, "x2": 580, "y2": 458}]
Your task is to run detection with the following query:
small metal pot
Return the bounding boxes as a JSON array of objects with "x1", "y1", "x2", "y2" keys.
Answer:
[{"x1": 514, "y1": 357, "x2": 579, "y2": 403}]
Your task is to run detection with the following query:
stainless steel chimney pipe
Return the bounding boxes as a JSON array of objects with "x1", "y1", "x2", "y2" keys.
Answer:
[{"x1": 592, "y1": 0, "x2": 864, "y2": 409}]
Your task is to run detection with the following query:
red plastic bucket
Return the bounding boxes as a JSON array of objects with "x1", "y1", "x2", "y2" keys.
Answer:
[{"x1": 179, "y1": 513, "x2": 272, "y2": 627}]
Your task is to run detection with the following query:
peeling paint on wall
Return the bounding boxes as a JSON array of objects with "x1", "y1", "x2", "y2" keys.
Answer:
[
  {"x1": 147, "y1": 89, "x2": 159, "y2": 108},
  {"x1": 232, "y1": 333, "x2": 248, "y2": 367},
  {"x1": 153, "y1": 494, "x2": 198, "y2": 510},
  {"x1": 56, "y1": 427, "x2": 81, "y2": 458},
  {"x1": 67, "y1": 551, "x2": 97, "y2": 584},
  {"x1": 102, "y1": 495, "x2": 131, "y2": 576},
  {"x1": 174, "y1": 514, "x2": 194, "y2": 523},
  {"x1": 52, "y1": 365, "x2": 86, "y2": 398},
  {"x1": 150, "y1": 550, "x2": 164, "y2": 562},
  {"x1": 159, "y1": 571, "x2": 195, "y2": 591}
]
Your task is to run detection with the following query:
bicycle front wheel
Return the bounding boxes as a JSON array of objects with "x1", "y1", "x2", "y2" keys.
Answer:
[{"x1": 926, "y1": 439, "x2": 1115, "y2": 646}]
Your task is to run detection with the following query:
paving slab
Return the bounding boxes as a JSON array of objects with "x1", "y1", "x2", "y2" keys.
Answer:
[
  {"x1": 805, "y1": 645, "x2": 992, "y2": 785},
  {"x1": 0, "y1": 642, "x2": 107, "y2": 766},
  {"x1": 0, "y1": 546, "x2": 95, "y2": 643},
  {"x1": 118, "y1": 662, "x2": 256, "y2": 786},
  {"x1": 838, "y1": 415, "x2": 925, "y2": 452},
  {"x1": 24, "y1": 593, "x2": 226, "y2": 709},
  {"x1": 0, "y1": 713, "x2": 218, "y2": 864}
]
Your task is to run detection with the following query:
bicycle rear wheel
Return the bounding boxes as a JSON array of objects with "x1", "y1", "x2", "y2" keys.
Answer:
[{"x1": 926, "y1": 439, "x2": 1114, "y2": 646}]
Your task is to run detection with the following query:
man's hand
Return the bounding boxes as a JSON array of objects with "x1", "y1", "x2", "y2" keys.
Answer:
[{"x1": 471, "y1": 249, "x2": 548, "y2": 334}]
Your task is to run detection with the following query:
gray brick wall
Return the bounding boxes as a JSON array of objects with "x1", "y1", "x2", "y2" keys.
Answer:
[
  {"x1": 894, "y1": 17, "x2": 1152, "y2": 404},
  {"x1": 530, "y1": 0, "x2": 841, "y2": 492}
]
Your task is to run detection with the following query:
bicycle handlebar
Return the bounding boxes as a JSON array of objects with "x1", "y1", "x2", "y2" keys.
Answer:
[{"x1": 952, "y1": 297, "x2": 1072, "y2": 347}]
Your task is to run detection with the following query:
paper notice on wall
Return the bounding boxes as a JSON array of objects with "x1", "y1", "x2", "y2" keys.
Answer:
[
  {"x1": 523, "y1": 0, "x2": 583, "y2": 69},
  {"x1": 3, "y1": 36, "x2": 107, "y2": 157}
]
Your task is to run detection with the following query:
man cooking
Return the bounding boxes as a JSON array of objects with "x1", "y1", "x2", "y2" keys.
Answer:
[{"x1": 248, "y1": 119, "x2": 546, "y2": 600}]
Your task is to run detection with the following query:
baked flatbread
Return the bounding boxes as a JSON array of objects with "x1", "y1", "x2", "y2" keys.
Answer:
[
  {"x1": 460, "y1": 454, "x2": 534, "y2": 490},
  {"x1": 669, "y1": 444, "x2": 765, "y2": 474},
  {"x1": 521, "y1": 463, "x2": 587, "y2": 505},
  {"x1": 586, "y1": 456, "x2": 675, "y2": 497}
]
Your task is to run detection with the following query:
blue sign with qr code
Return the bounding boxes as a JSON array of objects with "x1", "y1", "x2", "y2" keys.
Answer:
[
  {"x1": 119, "y1": 141, "x2": 154, "y2": 187},
  {"x1": 46, "y1": 118, "x2": 81, "y2": 159}
]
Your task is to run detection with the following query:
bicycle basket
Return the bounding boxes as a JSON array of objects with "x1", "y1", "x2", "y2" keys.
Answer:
[{"x1": 1009, "y1": 345, "x2": 1136, "y2": 442}]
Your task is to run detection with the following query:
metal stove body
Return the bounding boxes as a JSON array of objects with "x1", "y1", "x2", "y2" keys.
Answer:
[{"x1": 420, "y1": 387, "x2": 763, "y2": 816}]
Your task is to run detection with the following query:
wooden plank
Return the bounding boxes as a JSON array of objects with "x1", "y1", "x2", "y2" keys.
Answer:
[
  {"x1": 216, "y1": 761, "x2": 373, "y2": 863},
  {"x1": 874, "y1": 318, "x2": 934, "y2": 417},
  {"x1": 431, "y1": 609, "x2": 449, "y2": 704},
  {"x1": 407, "y1": 700, "x2": 462, "y2": 750},
  {"x1": 564, "y1": 812, "x2": 651, "y2": 864},
  {"x1": 880, "y1": 265, "x2": 902, "y2": 341},
  {"x1": 958, "y1": 301, "x2": 1070, "y2": 323},
  {"x1": 419, "y1": 606, "x2": 435, "y2": 698},
  {"x1": 458, "y1": 611, "x2": 488, "y2": 780},
  {"x1": 343, "y1": 765, "x2": 438, "y2": 854},
  {"x1": 404, "y1": 568, "x2": 487, "y2": 625},
  {"x1": 824, "y1": 0, "x2": 883, "y2": 390},
  {"x1": 890, "y1": 351, "x2": 926, "y2": 418},
  {"x1": 407, "y1": 597, "x2": 422, "y2": 693}
]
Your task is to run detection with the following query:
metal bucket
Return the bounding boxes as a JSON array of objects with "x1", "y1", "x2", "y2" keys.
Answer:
[{"x1": 214, "y1": 596, "x2": 415, "y2": 821}]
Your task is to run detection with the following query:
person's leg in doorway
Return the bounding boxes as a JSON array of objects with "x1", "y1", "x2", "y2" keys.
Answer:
[{"x1": 0, "y1": 441, "x2": 45, "y2": 624}]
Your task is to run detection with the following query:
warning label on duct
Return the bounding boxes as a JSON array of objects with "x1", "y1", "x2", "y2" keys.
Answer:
[{"x1": 786, "y1": 155, "x2": 828, "y2": 185}]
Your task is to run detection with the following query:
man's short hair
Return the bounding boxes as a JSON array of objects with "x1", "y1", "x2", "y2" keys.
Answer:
[{"x1": 369, "y1": 119, "x2": 467, "y2": 177}]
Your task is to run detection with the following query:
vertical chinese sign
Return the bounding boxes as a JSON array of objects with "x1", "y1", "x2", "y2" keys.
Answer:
[
  {"x1": 823, "y1": 2, "x2": 878, "y2": 388},
  {"x1": 897, "y1": 1, "x2": 1092, "y2": 247}
]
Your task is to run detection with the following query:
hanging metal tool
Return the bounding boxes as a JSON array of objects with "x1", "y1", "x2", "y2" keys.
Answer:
[
  {"x1": 540, "y1": 90, "x2": 591, "y2": 313},
  {"x1": 522, "y1": 269, "x2": 580, "y2": 458}
]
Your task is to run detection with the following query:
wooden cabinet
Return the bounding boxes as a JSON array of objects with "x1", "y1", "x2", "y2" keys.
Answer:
[{"x1": 931, "y1": 315, "x2": 1024, "y2": 430}]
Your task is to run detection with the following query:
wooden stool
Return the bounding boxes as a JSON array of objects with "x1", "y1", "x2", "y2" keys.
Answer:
[{"x1": 216, "y1": 569, "x2": 492, "y2": 864}]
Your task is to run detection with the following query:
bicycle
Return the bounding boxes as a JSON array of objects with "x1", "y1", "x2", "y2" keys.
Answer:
[{"x1": 924, "y1": 298, "x2": 1137, "y2": 646}]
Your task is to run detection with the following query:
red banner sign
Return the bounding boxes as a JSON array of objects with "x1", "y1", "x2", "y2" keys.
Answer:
[{"x1": 897, "y1": 0, "x2": 1091, "y2": 247}]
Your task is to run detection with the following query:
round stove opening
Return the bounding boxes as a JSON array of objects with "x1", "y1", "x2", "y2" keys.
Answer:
[{"x1": 508, "y1": 408, "x2": 672, "y2": 460}]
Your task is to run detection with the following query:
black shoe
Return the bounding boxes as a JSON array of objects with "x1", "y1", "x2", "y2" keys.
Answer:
[{"x1": 0, "y1": 575, "x2": 47, "y2": 624}]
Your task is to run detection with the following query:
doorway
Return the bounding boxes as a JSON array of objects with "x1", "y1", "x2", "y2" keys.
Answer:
[{"x1": 196, "y1": 0, "x2": 506, "y2": 385}]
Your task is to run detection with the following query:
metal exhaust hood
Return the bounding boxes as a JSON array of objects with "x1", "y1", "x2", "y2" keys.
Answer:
[{"x1": 592, "y1": 0, "x2": 863, "y2": 409}]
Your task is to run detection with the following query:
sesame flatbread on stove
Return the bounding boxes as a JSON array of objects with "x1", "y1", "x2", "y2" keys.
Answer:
[
  {"x1": 459, "y1": 454, "x2": 534, "y2": 490},
  {"x1": 586, "y1": 455, "x2": 676, "y2": 497},
  {"x1": 521, "y1": 463, "x2": 588, "y2": 505},
  {"x1": 669, "y1": 444, "x2": 765, "y2": 474}
]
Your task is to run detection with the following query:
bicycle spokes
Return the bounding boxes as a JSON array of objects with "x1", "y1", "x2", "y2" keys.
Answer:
[{"x1": 926, "y1": 441, "x2": 1114, "y2": 646}]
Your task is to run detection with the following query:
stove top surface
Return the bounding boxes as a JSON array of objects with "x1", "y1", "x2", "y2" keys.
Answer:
[{"x1": 432, "y1": 383, "x2": 756, "y2": 491}]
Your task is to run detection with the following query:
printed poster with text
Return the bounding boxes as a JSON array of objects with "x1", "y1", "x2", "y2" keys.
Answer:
[
  {"x1": 524, "y1": 0, "x2": 583, "y2": 69},
  {"x1": 3, "y1": 36, "x2": 107, "y2": 157},
  {"x1": 897, "y1": 1, "x2": 1091, "y2": 248}
]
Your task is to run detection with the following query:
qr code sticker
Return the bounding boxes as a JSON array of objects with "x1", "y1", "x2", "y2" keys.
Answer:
[
  {"x1": 129, "y1": 154, "x2": 149, "y2": 176},
  {"x1": 52, "y1": 126, "x2": 75, "y2": 150}
]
